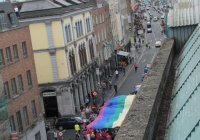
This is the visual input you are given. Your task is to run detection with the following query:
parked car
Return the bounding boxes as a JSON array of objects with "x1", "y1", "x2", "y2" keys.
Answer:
[
  {"x1": 55, "y1": 115, "x2": 85, "y2": 130},
  {"x1": 147, "y1": 28, "x2": 152, "y2": 33},
  {"x1": 147, "y1": 7, "x2": 149, "y2": 10}
]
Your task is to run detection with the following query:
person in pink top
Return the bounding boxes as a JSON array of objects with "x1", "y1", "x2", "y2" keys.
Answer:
[
  {"x1": 82, "y1": 130, "x2": 87, "y2": 139},
  {"x1": 89, "y1": 128, "x2": 94, "y2": 135},
  {"x1": 106, "y1": 133, "x2": 111, "y2": 140},
  {"x1": 134, "y1": 63, "x2": 138, "y2": 72}
]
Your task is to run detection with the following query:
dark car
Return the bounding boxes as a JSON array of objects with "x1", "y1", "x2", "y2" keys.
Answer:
[{"x1": 55, "y1": 115, "x2": 84, "y2": 130}]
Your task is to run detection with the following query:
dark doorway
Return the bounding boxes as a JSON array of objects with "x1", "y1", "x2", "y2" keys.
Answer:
[{"x1": 43, "y1": 91, "x2": 58, "y2": 118}]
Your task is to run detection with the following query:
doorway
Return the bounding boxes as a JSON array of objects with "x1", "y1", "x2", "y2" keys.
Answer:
[{"x1": 43, "y1": 91, "x2": 58, "y2": 118}]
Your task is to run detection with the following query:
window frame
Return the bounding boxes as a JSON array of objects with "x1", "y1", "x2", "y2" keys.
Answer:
[
  {"x1": 18, "y1": 74, "x2": 24, "y2": 92},
  {"x1": 11, "y1": 78, "x2": 17, "y2": 96},
  {"x1": 31, "y1": 100, "x2": 37, "y2": 119},
  {"x1": 9, "y1": 116, "x2": 15, "y2": 132},
  {"x1": 3, "y1": 82, "x2": 10, "y2": 100},
  {"x1": 22, "y1": 41, "x2": 28, "y2": 57},
  {"x1": 23, "y1": 106, "x2": 29, "y2": 127},
  {"x1": 26, "y1": 70, "x2": 32, "y2": 87},
  {"x1": 12, "y1": 44, "x2": 19, "y2": 61},
  {"x1": 16, "y1": 110, "x2": 23, "y2": 132},
  {"x1": 0, "y1": 49, "x2": 5, "y2": 66},
  {"x1": 5, "y1": 46, "x2": 12, "y2": 63}
]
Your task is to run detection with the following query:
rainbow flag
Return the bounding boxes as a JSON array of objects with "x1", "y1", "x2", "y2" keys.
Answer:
[{"x1": 87, "y1": 95, "x2": 135, "y2": 129}]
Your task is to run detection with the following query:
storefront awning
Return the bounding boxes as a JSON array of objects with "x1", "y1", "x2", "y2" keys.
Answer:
[{"x1": 117, "y1": 51, "x2": 129, "y2": 57}]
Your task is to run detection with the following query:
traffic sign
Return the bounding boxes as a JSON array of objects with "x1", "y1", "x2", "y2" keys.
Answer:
[{"x1": 58, "y1": 131, "x2": 63, "y2": 137}]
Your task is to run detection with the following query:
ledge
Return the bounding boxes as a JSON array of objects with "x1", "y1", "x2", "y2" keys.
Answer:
[{"x1": 115, "y1": 38, "x2": 175, "y2": 140}]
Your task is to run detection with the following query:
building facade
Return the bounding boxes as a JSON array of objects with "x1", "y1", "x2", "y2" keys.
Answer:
[
  {"x1": 92, "y1": 0, "x2": 114, "y2": 81},
  {"x1": 18, "y1": 0, "x2": 98, "y2": 116},
  {"x1": 0, "y1": 2, "x2": 46, "y2": 140},
  {"x1": 0, "y1": 73, "x2": 10, "y2": 140}
]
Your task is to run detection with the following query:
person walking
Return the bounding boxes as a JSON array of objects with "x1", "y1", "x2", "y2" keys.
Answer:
[
  {"x1": 114, "y1": 85, "x2": 118, "y2": 94},
  {"x1": 122, "y1": 65, "x2": 126, "y2": 75},
  {"x1": 148, "y1": 43, "x2": 151, "y2": 49},
  {"x1": 115, "y1": 69, "x2": 119, "y2": 79},
  {"x1": 76, "y1": 131, "x2": 80, "y2": 140},
  {"x1": 53, "y1": 130, "x2": 57, "y2": 140},
  {"x1": 85, "y1": 97, "x2": 89, "y2": 107},
  {"x1": 74, "y1": 123, "x2": 80, "y2": 134},
  {"x1": 134, "y1": 63, "x2": 138, "y2": 72}
]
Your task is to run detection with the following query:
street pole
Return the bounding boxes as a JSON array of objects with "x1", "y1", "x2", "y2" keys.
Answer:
[{"x1": 114, "y1": 50, "x2": 118, "y2": 69}]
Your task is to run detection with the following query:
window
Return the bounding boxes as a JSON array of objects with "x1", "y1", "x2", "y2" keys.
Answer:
[
  {"x1": 102, "y1": 14, "x2": 104, "y2": 22},
  {"x1": 22, "y1": 41, "x2": 28, "y2": 57},
  {"x1": 0, "y1": 49, "x2": 5, "y2": 66},
  {"x1": 99, "y1": 15, "x2": 102, "y2": 23},
  {"x1": 31, "y1": 100, "x2": 37, "y2": 119},
  {"x1": 95, "y1": 35, "x2": 97, "y2": 45},
  {"x1": 80, "y1": 21, "x2": 83, "y2": 35},
  {"x1": 18, "y1": 74, "x2": 24, "y2": 92},
  {"x1": 5, "y1": 47, "x2": 12, "y2": 63},
  {"x1": 86, "y1": 18, "x2": 91, "y2": 32},
  {"x1": 104, "y1": 29, "x2": 107, "y2": 39},
  {"x1": 9, "y1": 116, "x2": 15, "y2": 132},
  {"x1": 11, "y1": 78, "x2": 17, "y2": 96},
  {"x1": 65, "y1": 24, "x2": 72, "y2": 42},
  {"x1": 102, "y1": 29, "x2": 104, "y2": 40},
  {"x1": 26, "y1": 70, "x2": 32, "y2": 87},
  {"x1": 23, "y1": 106, "x2": 29, "y2": 127},
  {"x1": 69, "y1": 50, "x2": 76, "y2": 75},
  {"x1": 16, "y1": 111, "x2": 23, "y2": 132},
  {"x1": 3, "y1": 82, "x2": 10, "y2": 100},
  {"x1": 98, "y1": 32, "x2": 100, "y2": 43},
  {"x1": 76, "y1": 21, "x2": 83, "y2": 37},
  {"x1": 92, "y1": 16, "x2": 95, "y2": 26},
  {"x1": 0, "y1": 13, "x2": 8, "y2": 31},
  {"x1": 96, "y1": 16, "x2": 98, "y2": 24},
  {"x1": 12, "y1": 44, "x2": 19, "y2": 60}
]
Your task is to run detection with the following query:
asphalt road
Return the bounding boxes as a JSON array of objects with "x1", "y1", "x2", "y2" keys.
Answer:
[
  {"x1": 116, "y1": 6, "x2": 166, "y2": 95},
  {"x1": 48, "y1": 5, "x2": 166, "y2": 140}
]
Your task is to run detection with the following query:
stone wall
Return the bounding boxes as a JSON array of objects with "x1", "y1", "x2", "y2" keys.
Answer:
[{"x1": 115, "y1": 38, "x2": 174, "y2": 140}]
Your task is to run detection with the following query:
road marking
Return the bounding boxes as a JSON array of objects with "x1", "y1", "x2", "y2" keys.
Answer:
[
  {"x1": 141, "y1": 59, "x2": 146, "y2": 62},
  {"x1": 151, "y1": 52, "x2": 157, "y2": 63}
]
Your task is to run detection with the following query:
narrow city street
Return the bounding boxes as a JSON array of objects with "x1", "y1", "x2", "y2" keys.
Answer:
[{"x1": 47, "y1": 4, "x2": 166, "y2": 140}]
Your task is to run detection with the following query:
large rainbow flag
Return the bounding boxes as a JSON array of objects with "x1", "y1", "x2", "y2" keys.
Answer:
[{"x1": 87, "y1": 95, "x2": 135, "y2": 129}]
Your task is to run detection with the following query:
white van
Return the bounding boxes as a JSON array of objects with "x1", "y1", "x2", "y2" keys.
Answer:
[
  {"x1": 161, "y1": 15, "x2": 165, "y2": 19},
  {"x1": 154, "y1": 17, "x2": 158, "y2": 21}
]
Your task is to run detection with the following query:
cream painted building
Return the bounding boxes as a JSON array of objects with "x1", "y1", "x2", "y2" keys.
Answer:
[
  {"x1": 19, "y1": 0, "x2": 98, "y2": 116},
  {"x1": 106, "y1": 0, "x2": 119, "y2": 50}
]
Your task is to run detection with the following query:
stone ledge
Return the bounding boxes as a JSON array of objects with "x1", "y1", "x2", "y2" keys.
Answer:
[{"x1": 115, "y1": 38, "x2": 174, "y2": 140}]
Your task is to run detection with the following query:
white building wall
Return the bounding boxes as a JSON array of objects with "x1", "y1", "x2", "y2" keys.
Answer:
[{"x1": 22, "y1": 120, "x2": 47, "y2": 140}]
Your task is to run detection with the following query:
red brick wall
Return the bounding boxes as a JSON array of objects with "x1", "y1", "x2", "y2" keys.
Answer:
[
  {"x1": 92, "y1": 4, "x2": 113, "y2": 53},
  {"x1": 0, "y1": 26, "x2": 42, "y2": 132}
]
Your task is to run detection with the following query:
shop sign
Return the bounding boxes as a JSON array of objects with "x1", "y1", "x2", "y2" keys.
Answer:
[{"x1": 43, "y1": 92, "x2": 56, "y2": 97}]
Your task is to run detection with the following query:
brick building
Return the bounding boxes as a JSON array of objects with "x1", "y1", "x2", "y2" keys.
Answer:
[
  {"x1": 92, "y1": 0, "x2": 114, "y2": 79},
  {"x1": 0, "y1": 2, "x2": 46, "y2": 140}
]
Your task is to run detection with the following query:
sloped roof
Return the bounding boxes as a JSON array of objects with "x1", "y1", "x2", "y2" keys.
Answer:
[
  {"x1": 165, "y1": 24, "x2": 200, "y2": 139},
  {"x1": 167, "y1": 0, "x2": 200, "y2": 27},
  {"x1": 20, "y1": 0, "x2": 61, "y2": 12}
]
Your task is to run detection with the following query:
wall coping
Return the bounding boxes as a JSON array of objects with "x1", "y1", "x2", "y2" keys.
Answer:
[{"x1": 115, "y1": 38, "x2": 174, "y2": 140}]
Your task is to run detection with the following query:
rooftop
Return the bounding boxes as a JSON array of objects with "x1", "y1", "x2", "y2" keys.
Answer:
[
  {"x1": 19, "y1": 0, "x2": 96, "y2": 19},
  {"x1": 167, "y1": 0, "x2": 200, "y2": 27}
]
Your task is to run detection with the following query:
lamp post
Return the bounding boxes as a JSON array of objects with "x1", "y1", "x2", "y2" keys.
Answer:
[{"x1": 114, "y1": 49, "x2": 118, "y2": 69}]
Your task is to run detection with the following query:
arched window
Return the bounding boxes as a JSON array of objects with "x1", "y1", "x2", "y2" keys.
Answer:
[
  {"x1": 83, "y1": 42, "x2": 87, "y2": 65},
  {"x1": 89, "y1": 39, "x2": 94, "y2": 59},
  {"x1": 69, "y1": 50, "x2": 76, "y2": 75}
]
